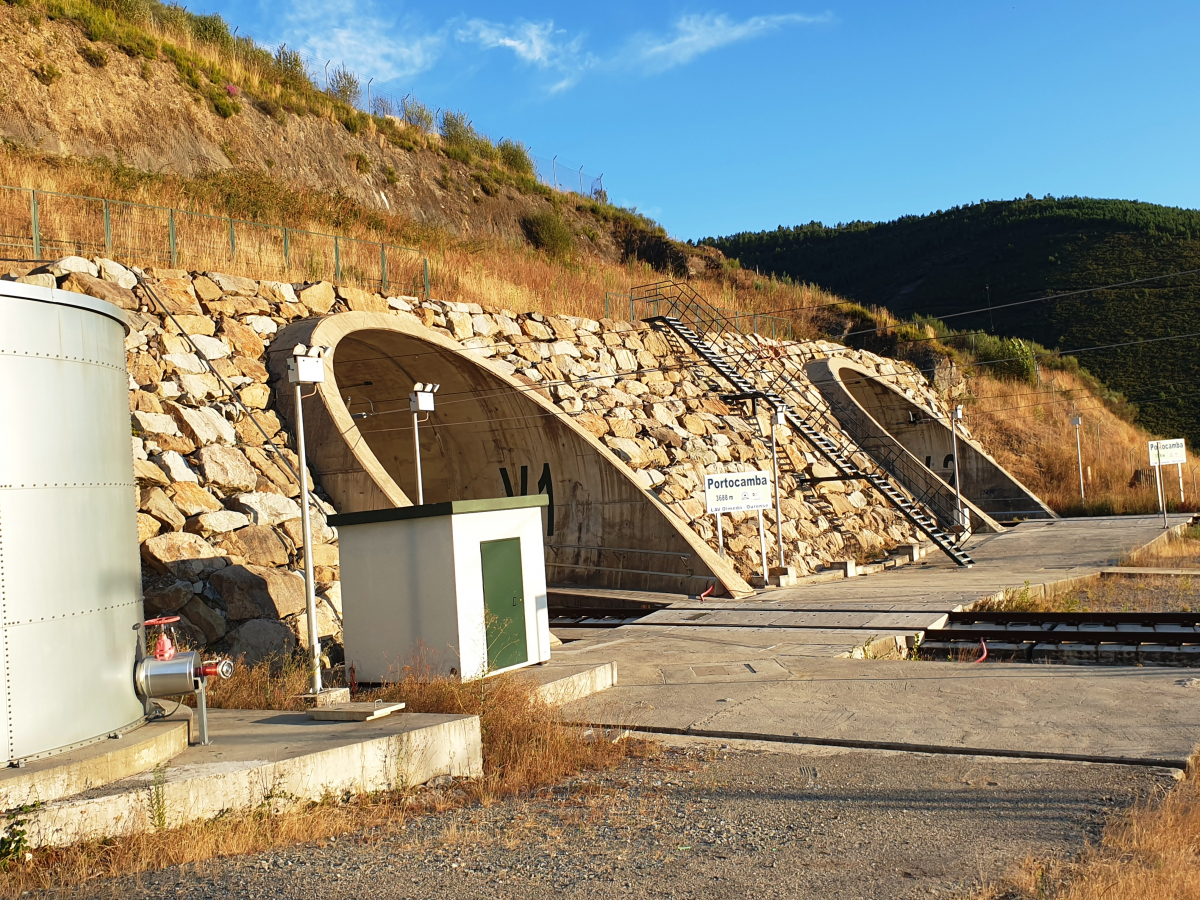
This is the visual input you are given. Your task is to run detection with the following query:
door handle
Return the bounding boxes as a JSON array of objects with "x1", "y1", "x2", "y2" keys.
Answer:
[{"x1": 512, "y1": 595, "x2": 521, "y2": 606}]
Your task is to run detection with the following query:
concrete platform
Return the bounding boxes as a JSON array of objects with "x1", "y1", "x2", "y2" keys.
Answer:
[
  {"x1": 523, "y1": 661, "x2": 619, "y2": 705},
  {"x1": 24, "y1": 709, "x2": 481, "y2": 847},
  {"x1": 0, "y1": 719, "x2": 188, "y2": 808},
  {"x1": 563, "y1": 656, "x2": 1200, "y2": 768},
  {"x1": 554, "y1": 515, "x2": 1200, "y2": 768},
  {"x1": 1102, "y1": 566, "x2": 1200, "y2": 577}
]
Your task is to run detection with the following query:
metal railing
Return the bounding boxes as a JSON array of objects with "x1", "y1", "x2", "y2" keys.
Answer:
[
  {"x1": 0, "y1": 185, "x2": 430, "y2": 297},
  {"x1": 606, "y1": 281, "x2": 794, "y2": 341}
]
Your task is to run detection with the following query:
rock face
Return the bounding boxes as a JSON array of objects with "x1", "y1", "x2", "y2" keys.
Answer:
[
  {"x1": 226, "y1": 619, "x2": 297, "y2": 667},
  {"x1": 209, "y1": 564, "x2": 306, "y2": 620},
  {"x1": 79, "y1": 257, "x2": 965, "y2": 662}
]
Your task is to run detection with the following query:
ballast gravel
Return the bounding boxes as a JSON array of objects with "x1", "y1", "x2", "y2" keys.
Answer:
[{"x1": 77, "y1": 743, "x2": 1174, "y2": 900}]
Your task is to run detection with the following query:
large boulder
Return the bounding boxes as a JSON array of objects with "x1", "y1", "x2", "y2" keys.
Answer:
[
  {"x1": 166, "y1": 481, "x2": 223, "y2": 516},
  {"x1": 168, "y1": 404, "x2": 236, "y2": 446},
  {"x1": 226, "y1": 619, "x2": 297, "y2": 667},
  {"x1": 60, "y1": 271, "x2": 137, "y2": 310},
  {"x1": 206, "y1": 271, "x2": 258, "y2": 296},
  {"x1": 140, "y1": 487, "x2": 186, "y2": 532},
  {"x1": 279, "y1": 509, "x2": 336, "y2": 546},
  {"x1": 188, "y1": 509, "x2": 251, "y2": 537},
  {"x1": 142, "y1": 579, "x2": 194, "y2": 616},
  {"x1": 197, "y1": 445, "x2": 258, "y2": 492},
  {"x1": 298, "y1": 281, "x2": 335, "y2": 314},
  {"x1": 217, "y1": 525, "x2": 289, "y2": 567},
  {"x1": 179, "y1": 597, "x2": 228, "y2": 643},
  {"x1": 141, "y1": 532, "x2": 226, "y2": 580},
  {"x1": 234, "y1": 491, "x2": 301, "y2": 526},
  {"x1": 209, "y1": 564, "x2": 306, "y2": 620}
]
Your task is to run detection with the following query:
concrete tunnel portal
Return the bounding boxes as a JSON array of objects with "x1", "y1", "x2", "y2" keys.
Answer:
[
  {"x1": 807, "y1": 357, "x2": 1055, "y2": 525},
  {"x1": 270, "y1": 312, "x2": 751, "y2": 598}
]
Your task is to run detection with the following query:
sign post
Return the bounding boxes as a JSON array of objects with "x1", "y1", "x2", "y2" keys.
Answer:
[
  {"x1": 1149, "y1": 439, "x2": 1187, "y2": 529},
  {"x1": 704, "y1": 470, "x2": 773, "y2": 579}
]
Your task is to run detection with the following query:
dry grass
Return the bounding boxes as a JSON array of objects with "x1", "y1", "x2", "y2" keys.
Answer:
[
  {"x1": 0, "y1": 658, "x2": 650, "y2": 898},
  {"x1": 965, "y1": 369, "x2": 1200, "y2": 517},
  {"x1": 0, "y1": 144, "x2": 844, "y2": 333},
  {"x1": 1125, "y1": 524, "x2": 1200, "y2": 569},
  {"x1": 971, "y1": 775, "x2": 1200, "y2": 900}
]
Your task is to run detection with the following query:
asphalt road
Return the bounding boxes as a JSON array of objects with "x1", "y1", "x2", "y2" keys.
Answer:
[{"x1": 79, "y1": 743, "x2": 1176, "y2": 900}]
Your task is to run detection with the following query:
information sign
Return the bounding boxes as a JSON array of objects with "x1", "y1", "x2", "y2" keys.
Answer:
[
  {"x1": 704, "y1": 471, "x2": 772, "y2": 515},
  {"x1": 1149, "y1": 439, "x2": 1187, "y2": 467}
]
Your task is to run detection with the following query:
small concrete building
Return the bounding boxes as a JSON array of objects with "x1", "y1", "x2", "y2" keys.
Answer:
[{"x1": 331, "y1": 495, "x2": 552, "y2": 682}]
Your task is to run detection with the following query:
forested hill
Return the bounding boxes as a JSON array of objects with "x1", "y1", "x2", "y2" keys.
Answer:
[{"x1": 705, "y1": 196, "x2": 1200, "y2": 446}]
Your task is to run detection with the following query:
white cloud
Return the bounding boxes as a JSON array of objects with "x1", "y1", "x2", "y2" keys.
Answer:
[
  {"x1": 456, "y1": 18, "x2": 596, "y2": 91},
  {"x1": 277, "y1": 1, "x2": 446, "y2": 82},
  {"x1": 628, "y1": 12, "x2": 831, "y2": 72},
  {"x1": 264, "y1": 5, "x2": 828, "y2": 96}
]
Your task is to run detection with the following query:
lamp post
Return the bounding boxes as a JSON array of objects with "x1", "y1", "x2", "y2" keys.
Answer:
[
  {"x1": 287, "y1": 343, "x2": 331, "y2": 696},
  {"x1": 770, "y1": 406, "x2": 786, "y2": 568},
  {"x1": 1071, "y1": 414, "x2": 1084, "y2": 504},
  {"x1": 949, "y1": 404, "x2": 966, "y2": 534},
  {"x1": 409, "y1": 382, "x2": 439, "y2": 504}
]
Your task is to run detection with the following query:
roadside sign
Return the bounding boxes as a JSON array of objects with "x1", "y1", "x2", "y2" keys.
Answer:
[
  {"x1": 1149, "y1": 439, "x2": 1186, "y2": 467},
  {"x1": 704, "y1": 470, "x2": 772, "y2": 514}
]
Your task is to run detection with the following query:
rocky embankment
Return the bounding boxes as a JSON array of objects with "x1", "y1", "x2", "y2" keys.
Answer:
[{"x1": 6, "y1": 256, "x2": 959, "y2": 664}]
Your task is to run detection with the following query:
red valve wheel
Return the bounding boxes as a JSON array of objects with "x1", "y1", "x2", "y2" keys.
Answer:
[{"x1": 144, "y1": 616, "x2": 180, "y2": 626}]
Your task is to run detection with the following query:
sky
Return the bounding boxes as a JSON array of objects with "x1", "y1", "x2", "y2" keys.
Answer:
[{"x1": 199, "y1": 1, "x2": 1200, "y2": 240}]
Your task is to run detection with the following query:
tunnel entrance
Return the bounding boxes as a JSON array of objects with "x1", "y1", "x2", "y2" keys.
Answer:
[
  {"x1": 808, "y1": 358, "x2": 1054, "y2": 523},
  {"x1": 271, "y1": 313, "x2": 750, "y2": 597}
]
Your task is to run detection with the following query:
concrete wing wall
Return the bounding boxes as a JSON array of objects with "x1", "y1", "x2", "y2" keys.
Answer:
[
  {"x1": 269, "y1": 312, "x2": 753, "y2": 598},
  {"x1": 807, "y1": 357, "x2": 1055, "y2": 526}
]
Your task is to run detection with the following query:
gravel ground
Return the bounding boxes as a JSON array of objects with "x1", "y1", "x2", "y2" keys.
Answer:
[{"x1": 78, "y1": 743, "x2": 1176, "y2": 900}]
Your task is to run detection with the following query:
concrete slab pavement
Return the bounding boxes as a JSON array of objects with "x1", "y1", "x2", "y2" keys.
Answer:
[{"x1": 553, "y1": 515, "x2": 1200, "y2": 768}]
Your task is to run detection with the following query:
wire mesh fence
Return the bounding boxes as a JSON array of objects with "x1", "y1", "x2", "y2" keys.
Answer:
[{"x1": 0, "y1": 185, "x2": 430, "y2": 297}]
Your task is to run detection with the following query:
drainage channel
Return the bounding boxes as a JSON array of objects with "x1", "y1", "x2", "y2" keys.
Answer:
[{"x1": 922, "y1": 611, "x2": 1200, "y2": 665}]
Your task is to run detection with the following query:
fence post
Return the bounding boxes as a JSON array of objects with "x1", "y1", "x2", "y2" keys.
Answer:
[
  {"x1": 629, "y1": 296, "x2": 634, "y2": 322},
  {"x1": 605, "y1": 294, "x2": 609, "y2": 319},
  {"x1": 103, "y1": 199, "x2": 112, "y2": 257},
  {"x1": 168, "y1": 210, "x2": 177, "y2": 267},
  {"x1": 334, "y1": 236, "x2": 341, "y2": 281},
  {"x1": 283, "y1": 227, "x2": 290, "y2": 268},
  {"x1": 380, "y1": 243, "x2": 388, "y2": 293},
  {"x1": 422, "y1": 256, "x2": 430, "y2": 299},
  {"x1": 30, "y1": 190, "x2": 40, "y2": 259},
  {"x1": 228, "y1": 217, "x2": 236, "y2": 260}
]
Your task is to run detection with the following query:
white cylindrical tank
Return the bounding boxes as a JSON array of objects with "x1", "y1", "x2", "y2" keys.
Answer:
[{"x1": 0, "y1": 281, "x2": 146, "y2": 762}]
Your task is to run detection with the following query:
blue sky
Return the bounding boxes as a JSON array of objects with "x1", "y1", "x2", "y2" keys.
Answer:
[{"x1": 201, "y1": 1, "x2": 1200, "y2": 239}]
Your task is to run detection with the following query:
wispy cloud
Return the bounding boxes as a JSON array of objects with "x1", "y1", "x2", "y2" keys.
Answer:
[
  {"x1": 627, "y1": 12, "x2": 832, "y2": 72},
  {"x1": 456, "y1": 19, "x2": 596, "y2": 91},
  {"x1": 269, "y1": 5, "x2": 827, "y2": 95},
  {"x1": 279, "y1": 0, "x2": 446, "y2": 81}
]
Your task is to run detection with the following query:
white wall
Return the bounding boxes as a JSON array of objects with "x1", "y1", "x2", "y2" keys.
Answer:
[{"x1": 339, "y1": 515, "x2": 459, "y2": 682}]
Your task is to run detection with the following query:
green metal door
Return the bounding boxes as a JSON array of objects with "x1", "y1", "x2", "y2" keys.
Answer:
[{"x1": 480, "y1": 538, "x2": 528, "y2": 671}]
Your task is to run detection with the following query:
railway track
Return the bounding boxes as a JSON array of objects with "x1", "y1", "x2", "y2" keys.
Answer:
[{"x1": 922, "y1": 610, "x2": 1200, "y2": 664}]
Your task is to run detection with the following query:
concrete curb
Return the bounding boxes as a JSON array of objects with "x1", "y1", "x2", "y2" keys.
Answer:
[{"x1": 24, "y1": 713, "x2": 481, "y2": 848}]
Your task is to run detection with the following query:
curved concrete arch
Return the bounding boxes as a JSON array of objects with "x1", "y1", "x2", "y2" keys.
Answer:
[
  {"x1": 269, "y1": 312, "x2": 752, "y2": 598},
  {"x1": 806, "y1": 357, "x2": 1054, "y2": 526}
]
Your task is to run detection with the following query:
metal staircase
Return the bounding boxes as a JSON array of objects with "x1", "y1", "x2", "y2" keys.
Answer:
[{"x1": 646, "y1": 314, "x2": 974, "y2": 567}]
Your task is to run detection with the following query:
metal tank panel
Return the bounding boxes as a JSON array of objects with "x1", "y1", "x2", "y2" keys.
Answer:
[{"x1": 0, "y1": 282, "x2": 145, "y2": 761}]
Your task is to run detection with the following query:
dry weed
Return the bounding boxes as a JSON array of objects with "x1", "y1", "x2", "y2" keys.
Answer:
[
  {"x1": 0, "y1": 659, "x2": 653, "y2": 898},
  {"x1": 964, "y1": 776, "x2": 1200, "y2": 900},
  {"x1": 965, "y1": 370, "x2": 1200, "y2": 517}
]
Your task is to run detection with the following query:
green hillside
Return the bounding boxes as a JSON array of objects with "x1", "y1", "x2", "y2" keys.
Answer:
[{"x1": 705, "y1": 196, "x2": 1200, "y2": 446}]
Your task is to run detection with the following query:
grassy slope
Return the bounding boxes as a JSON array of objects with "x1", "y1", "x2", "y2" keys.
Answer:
[{"x1": 707, "y1": 197, "x2": 1200, "y2": 446}]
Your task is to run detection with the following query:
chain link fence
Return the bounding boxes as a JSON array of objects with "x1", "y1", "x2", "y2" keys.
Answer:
[{"x1": 0, "y1": 185, "x2": 430, "y2": 297}]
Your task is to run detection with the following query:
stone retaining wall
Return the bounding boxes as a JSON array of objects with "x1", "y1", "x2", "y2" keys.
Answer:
[{"x1": 7, "y1": 256, "x2": 971, "y2": 662}]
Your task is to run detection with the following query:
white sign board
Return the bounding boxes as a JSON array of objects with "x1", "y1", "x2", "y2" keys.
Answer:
[
  {"x1": 1149, "y1": 438, "x2": 1186, "y2": 467},
  {"x1": 704, "y1": 471, "x2": 772, "y2": 514}
]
